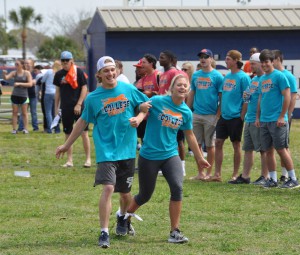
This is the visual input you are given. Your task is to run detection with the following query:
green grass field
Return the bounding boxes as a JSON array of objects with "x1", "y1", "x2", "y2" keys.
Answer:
[{"x1": 1, "y1": 88, "x2": 300, "y2": 254}]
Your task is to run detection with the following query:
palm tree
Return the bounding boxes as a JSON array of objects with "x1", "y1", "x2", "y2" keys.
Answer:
[{"x1": 9, "y1": 6, "x2": 42, "y2": 59}]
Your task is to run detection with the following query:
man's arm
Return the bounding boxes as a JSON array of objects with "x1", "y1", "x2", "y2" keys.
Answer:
[
  {"x1": 288, "y1": 92, "x2": 297, "y2": 121},
  {"x1": 255, "y1": 94, "x2": 261, "y2": 128},
  {"x1": 277, "y1": 88, "x2": 290, "y2": 126},
  {"x1": 186, "y1": 90, "x2": 194, "y2": 109}
]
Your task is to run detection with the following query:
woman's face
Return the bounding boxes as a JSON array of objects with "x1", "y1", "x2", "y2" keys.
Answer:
[
  {"x1": 15, "y1": 61, "x2": 23, "y2": 70},
  {"x1": 171, "y1": 77, "x2": 190, "y2": 99}
]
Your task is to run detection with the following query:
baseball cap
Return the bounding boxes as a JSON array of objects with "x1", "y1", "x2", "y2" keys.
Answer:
[
  {"x1": 197, "y1": 49, "x2": 213, "y2": 58},
  {"x1": 97, "y1": 56, "x2": 116, "y2": 71},
  {"x1": 60, "y1": 51, "x2": 73, "y2": 59},
  {"x1": 227, "y1": 50, "x2": 242, "y2": 61},
  {"x1": 133, "y1": 59, "x2": 143, "y2": 68},
  {"x1": 250, "y1": 53, "x2": 260, "y2": 62}
]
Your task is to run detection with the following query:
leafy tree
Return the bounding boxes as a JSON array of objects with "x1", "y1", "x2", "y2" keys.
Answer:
[
  {"x1": 37, "y1": 35, "x2": 84, "y2": 60},
  {"x1": 0, "y1": 17, "x2": 18, "y2": 54},
  {"x1": 9, "y1": 6, "x2": 42, "y2": 59}
]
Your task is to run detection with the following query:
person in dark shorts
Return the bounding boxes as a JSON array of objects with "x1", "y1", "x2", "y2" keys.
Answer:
[
  {"x1": 207, "y1": 50, "x2": 251, "y2": 182},
  {"x1": 56, "y1": 56, "x2": 150, "y2": 248},
  {"x1": 2, "y1": 59, "x2": 32, "y2": 134},
  {"x1": 53, "y1": 51, "x2": 91, "y2": 168},
  {"x1": 127, "y1": 74, "x2": 210, "y2": 244}
]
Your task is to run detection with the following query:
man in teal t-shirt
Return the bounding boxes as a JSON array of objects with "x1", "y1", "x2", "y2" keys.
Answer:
[
  {"x1": 55, "y1": 56, "x2": 150, "y2": 248},
  {"x1": 256, "y1": 49, "x2": 299, "y2": 189},
  {"x1": 208, "y1": 50, "x2": 250, "y2": 183}
]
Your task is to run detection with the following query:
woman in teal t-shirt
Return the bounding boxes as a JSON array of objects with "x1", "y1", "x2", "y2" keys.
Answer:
[{"x1": 127, "y1": 74, "x2": 210, "y2": 244}]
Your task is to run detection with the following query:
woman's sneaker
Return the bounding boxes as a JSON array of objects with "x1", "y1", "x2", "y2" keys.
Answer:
[
  {"x1": 22, "y1": 129, "x2": 29, "y2": 134},
  {"x1": 168, "y1": 229, "x2": 189, "y2": 243},
  {"x1": 11, "y1": 130, "x2": 18, "y2": 134},
  {"x1": 98, "y1": 231, "x2": 110, "y2": 248}
]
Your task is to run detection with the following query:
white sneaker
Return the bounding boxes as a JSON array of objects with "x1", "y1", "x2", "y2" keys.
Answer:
[
  {"x1": 168, "y1": 229, "x2": 189, "y2": 243},
  {"x1": 22, "y1": 129, "x2": 29, "y2": 134}
]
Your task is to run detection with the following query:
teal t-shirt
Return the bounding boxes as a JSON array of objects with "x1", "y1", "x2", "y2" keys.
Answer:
[
  {"x1": 221, "y1": 70, "x2": 251, "y2": 120},
  {"x1": 259, "y1": 69, "x2": 290, "y2": 122},
  {"x1": 245, "y1": 75, "x2": 261, "y2": 123},
  {"x1": 140, "y1": 95, "x2": 193, "y2": 160},
  {"x1": 282, "y1": 69, "x2": 297, "y2": 93},
  {"x1": 81, "y1": 81, "x2": 149, "y2": 162},
  {"x1": 191, "y1": 69, "x2": 223, "y2": 115}
]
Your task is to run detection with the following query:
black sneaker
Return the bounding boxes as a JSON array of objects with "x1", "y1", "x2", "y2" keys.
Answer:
[
  {"x1": 98, "y1": 231, "x2": 110, "y2": 248},
  {"x1": 127, "y1": 220, "x2": 135, "y2": 236},
  {"x1": 116, "y1": 215, "x2": 128, "y2": 236},
  {"x1": 263, "y1": 178, "x2": 278, "y2": 188},
  {"x1": 279, "y1": 175, "x2": 288, "y2": 184},
  {"x1": 280, "y1": 177, "x2": 300, "y2": 189},
  {"x1": 228, "y1": 174, "x2": 250, "y2": 184},
  {"x1": 251, "y1": 176, "x2": 268, "y2": 186}
]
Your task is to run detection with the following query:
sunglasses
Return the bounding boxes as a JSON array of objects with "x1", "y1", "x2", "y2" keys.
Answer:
[
  {"x1": 199, "y1": 55, "x2": 210, "y2": 59},
  {"x1": 15, "y1": 63, "x2": 20, "y2": 66},
  {"x1": 181, "y1": 68, "x2": 188, "y2": 72},
  {"x1": 61, "y1": 59, "x2": 70, "y2": 62}
]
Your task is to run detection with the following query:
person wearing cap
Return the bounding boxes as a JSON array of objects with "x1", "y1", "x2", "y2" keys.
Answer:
[
  {"x1": 115, "y1": 60, "x2": 130, "y2": 84},
  {"x1": 187, "y1": 49, "x2": 224, "y2": 180},
  {"x1": 272, "y1": 49, "x2": 298, "y2": 183},
  {"x1": 135, "y1": 54, "x2": 160, "y2": 143},
  {"x1": 255, "y1": 49, "x2": 299, "y2": 189},
  {"x1": 133, "y1": 58, "x2": 146, "y2": 86},
  {"x1": 208, "y1": 50, "x2": 251, "y2": 182},
  {"x1": 228, "y1": 53, "x2": 269, "y2": 185},
  {"x1": 56, "y1": 56, "x2": 150, "y2": 248},
  {"x1": 53, "y1": 51, "x2": 91, "y2": 168}
]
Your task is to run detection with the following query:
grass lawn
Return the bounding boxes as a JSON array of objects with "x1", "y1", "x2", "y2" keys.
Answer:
[{"x1": 1, "y1": 95, "x2": 300, "y2": 254}]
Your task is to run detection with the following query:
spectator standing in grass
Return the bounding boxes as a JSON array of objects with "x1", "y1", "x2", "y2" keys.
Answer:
[
  {"x1": 18, "y1": 59, "x2": 39, "y2": 131},
  {"x1": 2, "y1": 59, "x2": 32, "y2": 134},
  {"x1": 207, "y1": 50, "x2": 251, "y2": 182},
  {"x1": 54, "y1": 51, "x2": 91, "y2": 168},
  {"x1": 272, "y1": 49, "x2": 298, "y2": 183},
  {"x1": 187, "y1": 49, "x2": 223, "y2": 180},
  {"x1": 228, "y1": 53, "x2": 269, "y2": 185},
  {"x1": 42, "y1": 60, "x2": 62, "y2": 134},
  {"x1": 256, "y1": 49, "x2": 300, "y2": 189},
  {"x1": 56, "y1": 56, "x2": 150, "y2": 249}
]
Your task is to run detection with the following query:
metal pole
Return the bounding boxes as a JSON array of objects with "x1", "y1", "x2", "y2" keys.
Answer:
[{"x1": 207, "y1": 0, "x2": 210, "y2": 6}]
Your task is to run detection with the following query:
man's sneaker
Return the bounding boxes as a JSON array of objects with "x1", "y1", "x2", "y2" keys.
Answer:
[
  {"x1": 280, "y1": 177, "x2": 300, "y2": 189},
  {"x1": 251, "y1": 176, "x2": 268, "y2": 186},
  {"x1": 127, "y1": 220, "x2": 135, "y2": 236},
  {"x1": 98, "y1": 231, "x2": 110, "y2": 248},
  {"x1": 168, "y1": 229, "x2": 189, "y2": 243},
  {"x1": 279, "y1": 175, "x2": 288, "y2": 184},
  {"x1": 22, "y1": 129, "x2": 29, "y2": 134},
  {"x1": 263, "y1": 178, "x2": 278, "y2": 188},
  {"x1": 11, "y1": 130, "x2": 18, "y2": 134},
  {"x1": 228, "y1": 174, "x2": 250, "y2": 184},
  {"x1": 116, "y1": 215, "x2": 128, "y2": 236}
]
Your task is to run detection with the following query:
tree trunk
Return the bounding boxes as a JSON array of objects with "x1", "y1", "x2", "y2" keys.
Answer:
[{"x1": 21, "y1": 28, "x2": 27, "y2": 60}]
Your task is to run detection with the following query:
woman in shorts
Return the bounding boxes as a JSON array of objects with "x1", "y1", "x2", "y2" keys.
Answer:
[
  {"x1": 2, "y1": 59, "x2": 32, "y2": 134},
  {"x1": 127, "y1": 74, "x2": 210, "y2": 243}
]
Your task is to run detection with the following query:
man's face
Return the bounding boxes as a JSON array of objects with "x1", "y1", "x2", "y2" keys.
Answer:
[
  {"x1": 261, "y1": 59, "x2": 274, "y2": 74},
  {"x1": 61, "y1": 59, "x2": 72, "y2": 71},
  {"x1": 199, "y1": 54, "x2": 211, "y2": 68},
  {"x1": 225, "y1": 56, "x2": 236, "y2": 70},
  {"x1": 96, "y1": 66, "x2": 117, "y2": 87},
  {"x1": 250, "y1": 61, "x2": 261, "y2": 74},
  {"x1": 159, "y1": 53, "x2": 170, "y2": 67}
]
